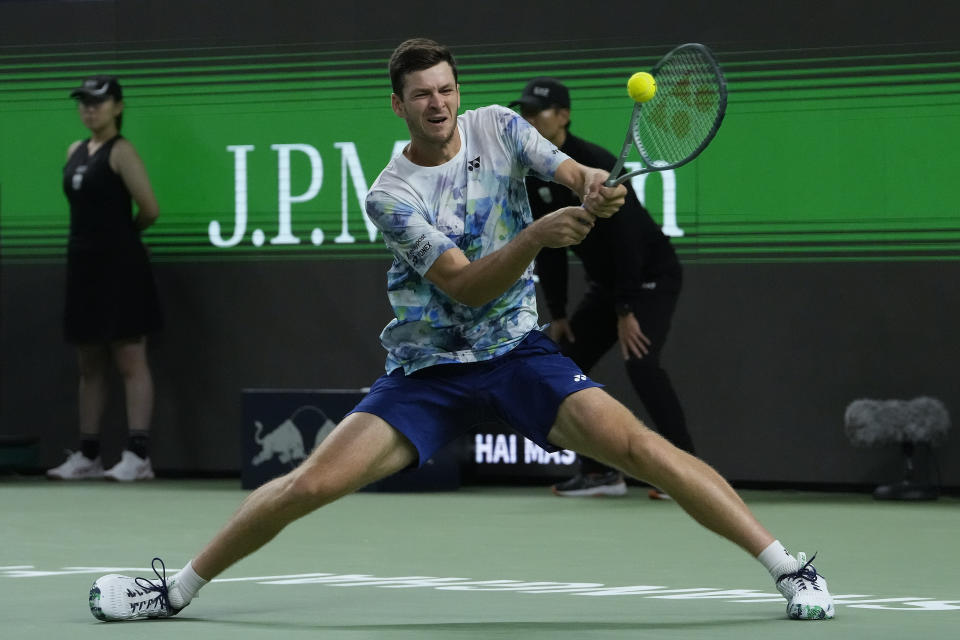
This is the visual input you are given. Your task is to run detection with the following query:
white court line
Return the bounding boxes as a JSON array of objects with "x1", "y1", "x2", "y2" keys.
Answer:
[{"x1": 3, "y1": 566, "x2": 958, "y2": 612}]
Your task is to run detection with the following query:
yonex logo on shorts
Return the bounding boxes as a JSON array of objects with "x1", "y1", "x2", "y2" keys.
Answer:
[{"x1": 574, "y1": 374, "x2": 588, "y2": 382}]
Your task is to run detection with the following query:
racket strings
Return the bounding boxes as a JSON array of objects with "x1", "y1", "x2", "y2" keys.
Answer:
[{"x1": 633, "y1": 48, "x2": 723, "y2": 167}]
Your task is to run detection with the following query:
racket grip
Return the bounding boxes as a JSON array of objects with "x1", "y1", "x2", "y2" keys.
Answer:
[{"x1": 605, "y1": 155, "x2": 626, "y2": 188}]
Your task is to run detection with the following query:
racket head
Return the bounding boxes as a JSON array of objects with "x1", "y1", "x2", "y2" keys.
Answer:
[{"x1": 632, "y1": 43, "x2": 727, "y2": 172}]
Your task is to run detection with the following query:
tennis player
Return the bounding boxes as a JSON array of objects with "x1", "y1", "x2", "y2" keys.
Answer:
[{"x1": 90, "y1": 38, "x2": 835, "y2": 622}]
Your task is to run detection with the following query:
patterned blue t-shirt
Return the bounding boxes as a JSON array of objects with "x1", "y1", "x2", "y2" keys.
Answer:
[{"x1": 365, "y1": 104, "x2": 570, "y2": 374}]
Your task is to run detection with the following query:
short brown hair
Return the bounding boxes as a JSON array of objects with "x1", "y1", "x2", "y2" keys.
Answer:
[{"x1": 389, "y1": 38, "x2": 458, "y2": 97}]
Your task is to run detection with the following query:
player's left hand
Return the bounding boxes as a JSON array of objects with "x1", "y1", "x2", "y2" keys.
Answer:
[
  {"x1": 582, "y1": 170, "x2": 626, "y2": 218},
  {"x1": 617, "y1": 312, "x2": 651, "y2": 359}
]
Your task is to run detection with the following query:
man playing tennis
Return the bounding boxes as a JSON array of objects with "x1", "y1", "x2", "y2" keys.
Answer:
[{"x1": 90, "y1": 38, "x2": 835, "y2": 622}]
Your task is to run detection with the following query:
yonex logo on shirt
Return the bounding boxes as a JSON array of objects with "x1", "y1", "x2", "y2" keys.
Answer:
[{"x1": 467, "y1": 157, "x2": 481, "y2": 171}]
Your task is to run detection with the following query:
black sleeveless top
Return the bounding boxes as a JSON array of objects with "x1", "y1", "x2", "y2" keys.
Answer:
[{"x1": 62, "y1": 136, "x2": 138, "y2": 250}]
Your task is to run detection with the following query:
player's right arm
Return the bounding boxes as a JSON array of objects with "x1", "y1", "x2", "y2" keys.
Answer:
[
  {"x1": 425, "y1": 206, "x2": 595, "y2": 307},
  {"x1": 366, "y1": 188, "x2": 594, "y2": 308}
]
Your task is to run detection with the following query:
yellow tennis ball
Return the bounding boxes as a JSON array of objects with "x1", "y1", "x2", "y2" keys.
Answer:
[{"x1": 627, "y1": 72, "x2": 656, "y2": 103}]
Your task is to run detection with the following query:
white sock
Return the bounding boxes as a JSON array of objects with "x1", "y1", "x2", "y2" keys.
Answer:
[
  {"x1": 756, "y1": 540, "x2": 795, "y2": 578},
  {"x1": 169, "y1": 560, "x2": 208, "y2": 609}
]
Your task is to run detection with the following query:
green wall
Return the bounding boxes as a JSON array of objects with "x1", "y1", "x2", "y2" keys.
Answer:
[
  {"x1": 1, "y1": 0, "x2": 957, "y2": 486},
  {"x1": 5, "y1": 45, "x2": 958, "y2": 263}
]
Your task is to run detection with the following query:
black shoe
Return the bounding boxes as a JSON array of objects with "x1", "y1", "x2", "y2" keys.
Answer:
[{"x1": 551, "y1": 471, "x2": 627, "y2": 497}]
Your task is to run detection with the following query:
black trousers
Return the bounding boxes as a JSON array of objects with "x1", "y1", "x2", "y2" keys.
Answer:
[{"x1": 557, "y1": 277, "x2": 694, "y2": 475}]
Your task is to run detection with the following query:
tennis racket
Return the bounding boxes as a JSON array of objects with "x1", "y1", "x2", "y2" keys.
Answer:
[{"x1": 605, "y1": 43, "x2": 727, "y2": 187}]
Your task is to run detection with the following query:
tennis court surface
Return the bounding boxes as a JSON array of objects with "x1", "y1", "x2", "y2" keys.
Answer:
[{"x1": 2, "y1": 478, "x2": 957, "y2": 639}]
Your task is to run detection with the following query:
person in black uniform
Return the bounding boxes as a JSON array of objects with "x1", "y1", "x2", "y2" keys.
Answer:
[
  {"x1": 509, "y1": 77, "x2": 694, "y2": 499},
  {"x1": 47, "y1": 76, "x2": 162, "y2": 482}
]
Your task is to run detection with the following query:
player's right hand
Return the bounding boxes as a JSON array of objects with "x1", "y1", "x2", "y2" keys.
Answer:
[{"x1": 532, "y1": 206, "x2": 596, "y2": 248}]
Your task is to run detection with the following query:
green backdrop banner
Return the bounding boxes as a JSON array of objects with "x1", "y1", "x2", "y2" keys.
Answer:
[{"x1": 2, "y1": 43, "x2": 959, "y2": 263}]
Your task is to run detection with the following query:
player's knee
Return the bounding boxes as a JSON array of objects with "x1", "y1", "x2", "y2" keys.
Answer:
[
  {"x1": 284, "y1": 466, "x2": 349, "y2": 509},
  {"x1": 622, "y1": 427, "x2": 653, "y2": 465},
  {"x1": 622, "y1": 426, "x2": 674, "y2": 475}
]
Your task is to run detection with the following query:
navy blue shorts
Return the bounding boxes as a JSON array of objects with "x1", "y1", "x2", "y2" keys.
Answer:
[{"x1": 349, "y1": 331, "x2": 603, "y2": 466}]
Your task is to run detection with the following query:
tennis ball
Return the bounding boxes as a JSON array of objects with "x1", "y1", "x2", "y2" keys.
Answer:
[{"x1": 627, "y1": 72, "x2": 656, "y2": 103}]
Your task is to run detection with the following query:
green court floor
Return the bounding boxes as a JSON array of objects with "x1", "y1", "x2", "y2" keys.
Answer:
[{"x1": 1, "y1": 478, "x2": 957, "y2": 639}]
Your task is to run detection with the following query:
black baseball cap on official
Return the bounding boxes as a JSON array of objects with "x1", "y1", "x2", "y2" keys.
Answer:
[
  {"x1": 70, "y1": 75, "x2": 123, "y2": 102},
  {"x1": 508, "y1": 77, "x2": 570, "y2": 112}
]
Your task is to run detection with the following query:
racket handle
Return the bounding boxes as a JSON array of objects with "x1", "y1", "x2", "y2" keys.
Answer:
[{"x1": 606, "y1": 103, "x2": 641, "y2": 188}]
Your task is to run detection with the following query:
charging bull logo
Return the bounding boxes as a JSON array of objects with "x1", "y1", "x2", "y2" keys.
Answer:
[
  {"x1": 252, "y1": 418, "x2": 305, "y2": 466},
  {"x1": 251, "y1": 405, "x2": 337, "y2": 467}
]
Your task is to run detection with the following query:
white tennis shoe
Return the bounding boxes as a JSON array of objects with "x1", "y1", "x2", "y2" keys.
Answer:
[
  {"x1": 89, "y1": 558, "x2": 185, "y2": 621},
  {"x1": 46, "y1": 450, "x2": 104, "y2": 480},
  {"x1": 104, "y1": 450, "x2": 155, "y2": 482},
  {"x1": 775, "y1": 552, "x2": 835, "y2": 620}
]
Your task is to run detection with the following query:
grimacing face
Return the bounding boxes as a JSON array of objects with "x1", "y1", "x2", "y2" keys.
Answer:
[{"x1": 391, "y1": 62, "x2": 461, "y2": 149}]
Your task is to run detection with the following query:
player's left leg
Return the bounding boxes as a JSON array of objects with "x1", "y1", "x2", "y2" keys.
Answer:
[
  {"x1": 549, "y1": 387, "x2": 773, "y2": 553},
  {"x1": 547, "y1": 388, "x2": 835, "y2": 620}
]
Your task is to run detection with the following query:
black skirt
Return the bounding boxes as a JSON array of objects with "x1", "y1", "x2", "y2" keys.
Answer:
[{"x1": 63, "y1": 240, "x2": 163, "y2": 344}]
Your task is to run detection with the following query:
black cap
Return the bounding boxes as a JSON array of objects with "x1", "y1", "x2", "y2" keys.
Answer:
[
  {"x1": 70, "y1": 75, "x2": 123, "y2": 102},
  {"x1": 508, "y1": 77, "x2": 570, "y2": 111}
]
